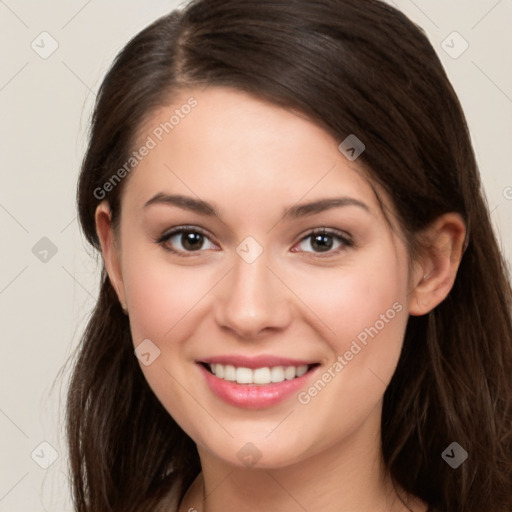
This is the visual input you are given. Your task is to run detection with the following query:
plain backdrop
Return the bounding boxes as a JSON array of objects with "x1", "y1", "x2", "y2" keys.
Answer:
[{"x1": 0, "y1": 1, "x2": 511, "y2": 510}]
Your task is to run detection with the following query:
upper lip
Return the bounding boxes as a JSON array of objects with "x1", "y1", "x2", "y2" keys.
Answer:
[{"x1": 198, "y1": 354, "x2": 318, "y2": 369}]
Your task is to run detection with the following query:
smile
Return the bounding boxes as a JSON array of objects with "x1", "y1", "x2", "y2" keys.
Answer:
[
  {"x1": 205, "y1": 362, "x2": 312, "y2": 384},
  {"x1": 197, "y1": 357, "x2": 320, "y2": 409}
]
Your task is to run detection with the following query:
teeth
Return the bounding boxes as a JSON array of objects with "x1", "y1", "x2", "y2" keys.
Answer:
[
  {"x1": 270, "y1": 366, "x2": 285, "y2": 383},
  {"x1": 284, "y1": 366, "x2": 296, "y2": 380},
  {"x1": 223, "y1": 364, "x2": 236, "y2": 381},
  {"x1": 208, "y1": 363, "x2": 310, "y2": 384},
  {"x1": 296, "y1": 365, "x2": 308, "y2": 377},
  {"x1": 253, "y1": 367, "x2": 271, "y2": 384},
  {"x1": 236, "y1": 367, "x2": 253, "y2": 384}
]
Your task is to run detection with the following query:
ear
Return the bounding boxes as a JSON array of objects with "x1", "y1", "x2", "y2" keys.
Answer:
[
  {"x1": 95, "y1": 201, "x2": 127, "y2": 309},
  {"x1": 408, "y1": 213, "x2": 466, "y2": 316}
]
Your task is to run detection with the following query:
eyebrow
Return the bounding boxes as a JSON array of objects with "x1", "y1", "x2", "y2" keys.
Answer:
[
  {"x1": 283, "y1": 197, "x2": 369, "y2": 219},
  {"x1": 143, "y1": 193, "x2": 370, "y2": 219},
  {"x1": 144, "y1": 193, "x2": 218, "y2": 216}
]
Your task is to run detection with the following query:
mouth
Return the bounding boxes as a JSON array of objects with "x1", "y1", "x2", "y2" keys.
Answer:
[
  {"x1": 199, "y1": 361, "x2": 320, "y2": 385},
  {"x1": 196, "y1": 358, "x2": 321, "y2": 409}
]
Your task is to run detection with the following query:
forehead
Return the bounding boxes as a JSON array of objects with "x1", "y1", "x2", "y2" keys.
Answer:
[{"x1": 124, "y1": 86, "x2": 388, "y2": 222}]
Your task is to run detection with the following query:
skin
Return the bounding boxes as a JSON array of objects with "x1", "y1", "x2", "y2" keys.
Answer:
[{"x1": 96, "y1": 86, "x2": 466, "y2": 512}]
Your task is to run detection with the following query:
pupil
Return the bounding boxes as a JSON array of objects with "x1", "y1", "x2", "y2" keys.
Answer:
[
  {"x1": 312, "y1": 234, "x2": 333, "y2": 252},
  {"x1": 182, "y1": 232, "x2": 203, "y2": 251}
]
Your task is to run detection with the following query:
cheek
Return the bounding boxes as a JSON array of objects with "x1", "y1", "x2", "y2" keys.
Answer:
[
  {"x1": 120, "y1": 251, "x2": 214, "y2": 428},
  {"x1": 122, "y1": 247, "x2": 214, "y2": 345},
  {"x1": 288, "y1": 259, "x2": 408, "y2": 446},
  {"x1": 291, "y1": 253, "x2": 409, "y2": 393},
  {"x1": 293, "y1": 254, "x2": 406, "y2": 345}
]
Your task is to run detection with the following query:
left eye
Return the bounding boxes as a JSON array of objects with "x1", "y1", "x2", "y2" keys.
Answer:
[
  {"x1": 293, "y1": 230, "x2": 352, "y2": 254},
  {"x1": 157, "y1": 227, "x2": 217, "y2": 254}
]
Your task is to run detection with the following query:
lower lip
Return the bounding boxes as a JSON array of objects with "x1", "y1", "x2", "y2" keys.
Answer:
[{"x1": 198, "y1": 363, "x2": 318, "y2": 409}]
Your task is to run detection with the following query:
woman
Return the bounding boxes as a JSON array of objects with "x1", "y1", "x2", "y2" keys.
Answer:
[{"x1": 67, "y1": 0, "x2": 512, "y2": 511}]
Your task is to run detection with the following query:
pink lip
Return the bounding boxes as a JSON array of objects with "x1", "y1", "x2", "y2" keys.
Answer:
[
  {"x1": 197, "y1": 362, "x2": 320, "y2": 409},
  {"x1": 198, "y1": 354, "x2": 316, "y2": 369}
]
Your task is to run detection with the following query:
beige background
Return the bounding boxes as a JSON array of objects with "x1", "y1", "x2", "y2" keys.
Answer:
[{"x1": 0, "y1": 0, "x2": 511, "y2": 510}]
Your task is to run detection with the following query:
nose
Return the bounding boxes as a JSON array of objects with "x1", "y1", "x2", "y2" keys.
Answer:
[{"x1": 214, "y1": 254, "x2": 293, "y2": 339}]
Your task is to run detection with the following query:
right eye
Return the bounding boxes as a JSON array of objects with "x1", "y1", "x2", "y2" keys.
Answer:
[{"x1": 156, "y1": 226, "x2": 219, "y2": 256}]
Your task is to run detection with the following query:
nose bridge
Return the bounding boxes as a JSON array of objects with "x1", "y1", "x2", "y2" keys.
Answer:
[{"x1": 215, "y1": 251, "x2": 290, "y2": 337}]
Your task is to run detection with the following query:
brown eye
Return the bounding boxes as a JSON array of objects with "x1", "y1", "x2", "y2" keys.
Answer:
[
  {"x1": 157, "y1": 227, "x2": 218, "y2": 255},
  {"x1": 293, "y1": 229, "x2": 353, "y2": 255},
  {"x1": 180, "y1": 231, "x2": 205, "y2": 251},
  {"x1": 310, "y1": 233, "x2": 334, "y2": 252}
]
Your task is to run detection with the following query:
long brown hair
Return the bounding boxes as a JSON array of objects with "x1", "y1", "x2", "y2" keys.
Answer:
[{"x1": 68, "y1": 1, "x2": 512, "y2": 510}]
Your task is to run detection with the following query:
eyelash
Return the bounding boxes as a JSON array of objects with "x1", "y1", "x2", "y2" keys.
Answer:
[{"x1": 155, "y1": 226, "x2": 354, "y2": 258}]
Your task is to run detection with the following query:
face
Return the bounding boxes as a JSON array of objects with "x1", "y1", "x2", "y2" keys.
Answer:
[{"x1": 101, "y1": 86, "x2": 415, "y2": 469}]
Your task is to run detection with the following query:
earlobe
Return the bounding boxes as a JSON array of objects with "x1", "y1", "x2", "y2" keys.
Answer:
[
  {"x1": 95, "y1": 201, "x2": 127, "y2": 309},
  {"x1": 408, "y1": 213, "x2": 466, "y2": 316}
]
